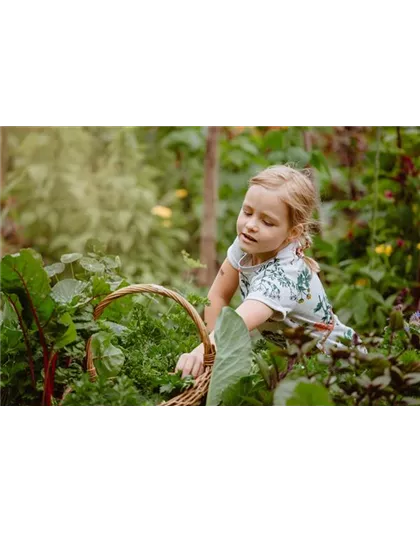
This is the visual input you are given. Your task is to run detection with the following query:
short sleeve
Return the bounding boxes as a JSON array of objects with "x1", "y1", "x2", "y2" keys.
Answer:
[
  {"x1": 227, "y1": 236, "x2": 244, "y2": 271},
  {"x1": 245, "y1": 264, "x2": 297, "y2": 320}
]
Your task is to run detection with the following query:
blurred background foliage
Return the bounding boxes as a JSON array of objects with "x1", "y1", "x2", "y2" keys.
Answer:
[{"x1": 1, "y1": 126, "x2": 419, "y2": 334}]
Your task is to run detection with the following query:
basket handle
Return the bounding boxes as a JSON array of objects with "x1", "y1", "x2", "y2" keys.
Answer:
[{"x1": 86, "y1": 284, "x2": 216, "y2": 380}]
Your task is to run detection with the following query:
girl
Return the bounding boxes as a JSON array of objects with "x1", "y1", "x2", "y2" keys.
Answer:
[{"x1": 175, "y1": 164, "x2": 365, "y2": 378}]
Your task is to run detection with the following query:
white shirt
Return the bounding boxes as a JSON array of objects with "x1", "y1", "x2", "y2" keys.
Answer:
[{"x1": 227, "y1": 236, "x2": 364, "y2": 353}]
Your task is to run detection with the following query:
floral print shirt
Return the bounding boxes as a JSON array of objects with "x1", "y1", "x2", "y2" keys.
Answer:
[{"x1": 227, "y1": 237, "x2": 364, "y2": 353}]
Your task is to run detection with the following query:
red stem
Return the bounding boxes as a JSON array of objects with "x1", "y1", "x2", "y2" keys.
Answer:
[
  {"x1": 12, "y1": 266, "x2": 50, "y2": 373},
  {"x1": 6, "y1": 295, "x2": 36, "y2": 389},
  {"x1": 43, "y1": 351, "x2": 58, "y2": 406}
]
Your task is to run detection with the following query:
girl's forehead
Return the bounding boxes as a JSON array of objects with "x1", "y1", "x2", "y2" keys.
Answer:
[{"x1": 244, "y1": 185, "x2": 286, "y2": 208}]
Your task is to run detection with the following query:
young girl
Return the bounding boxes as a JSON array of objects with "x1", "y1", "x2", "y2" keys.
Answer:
[{"x1": 175, "y1": 164, "x2": 365, "y2": 378}]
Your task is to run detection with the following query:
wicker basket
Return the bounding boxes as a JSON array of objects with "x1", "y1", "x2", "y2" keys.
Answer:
[{"x1": 64, "y1": 284, "x2": 216, "y2": 406}]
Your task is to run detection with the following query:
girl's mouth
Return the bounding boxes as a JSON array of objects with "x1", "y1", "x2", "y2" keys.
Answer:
[{"x1": 241, "y1": 232, "x2": 257, "y2": 244}]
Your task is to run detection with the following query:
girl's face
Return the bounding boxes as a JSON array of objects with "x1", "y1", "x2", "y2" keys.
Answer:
[{"x1": 237, "y1": 185, "x2": 291, "y2": 262}]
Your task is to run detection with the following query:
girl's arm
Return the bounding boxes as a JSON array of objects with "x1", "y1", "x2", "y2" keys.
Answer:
[{"x1": 204, "y1": 258, "x2": 240, "y2": 332}]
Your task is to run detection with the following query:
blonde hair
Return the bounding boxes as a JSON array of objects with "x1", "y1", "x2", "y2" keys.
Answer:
[{"x1": 248, "y1": 164, "x2": 321, "y2": 273}]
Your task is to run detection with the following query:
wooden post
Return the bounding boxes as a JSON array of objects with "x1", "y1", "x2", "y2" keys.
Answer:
[
  {"x1": 303, "y1": 128, "x2": 312, "y2": 152},
  {"x1": 198, "y1": 126, "x2": 220, "y2": 287},
  {"x1": 0, "y1": 126, "x2": 7, "y2": 191}
]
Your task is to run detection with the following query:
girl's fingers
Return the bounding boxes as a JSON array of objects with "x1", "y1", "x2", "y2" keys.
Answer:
[
  {"x1": 182, "y1": 356, "x2": 195, "y2": 378},
  {"x1": 191, "y1": 357, "x2": 203, "y2": 378},
  {"x1": 175, "y1": 353, "x2": 187, "y2": 373}
]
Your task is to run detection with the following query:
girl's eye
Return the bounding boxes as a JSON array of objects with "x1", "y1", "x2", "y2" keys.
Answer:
[
  {"x1": 263, "y1": 221, "x2": 274, "y2": 227},
  {"x1": 243, "y1": 210, "x2": 251, "y2": 216}
]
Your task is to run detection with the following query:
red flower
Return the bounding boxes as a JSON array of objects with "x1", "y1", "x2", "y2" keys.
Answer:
[
  {"x1": 384, "y1": 190, "x2": 394, "y2": 199},
  {"x1": 396, "y1": 239, "x2": 405, "y2": 248}
]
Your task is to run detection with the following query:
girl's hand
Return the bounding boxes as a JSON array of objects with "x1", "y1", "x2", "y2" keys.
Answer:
[{"x1": 175, "y1": 349, "x2": 204, "y2": 379}]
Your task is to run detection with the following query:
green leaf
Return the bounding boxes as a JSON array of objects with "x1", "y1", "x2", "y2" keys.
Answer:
[
  {"x1": 44, "y1": 262, "x2": 65, "y2": 277},
  {"x1": 232, "y1": 136, "x2": 259, "y2": 156},
  {"x1": 206, "y1": 308, "x2": 253, "y2": 406},
  {"x1": 285, "y1": 146, "x2": 310, "y2": 166},
  {"x1": 60, "y1": 253, "x2": 83, "y2": 264},
  {"x1": 267, "y1": 150, "x2": 286, "y2": 163},
  {"x1": 161, "y1": 129, "x2": 204, "y2": 152},
  {"x1": 371, "y1": 373, "x2": 391, "y2": 389},
  {"x1": 385, "y1": 294, "x2": 397, "y2": 306},
  {"x1": 85, "y1": 239, "x2": 106, "y2": 255},
  {"x1": 0, "y1": 322, "x2": 23, "y2": 358},
  {"x1": 375, "y1": 308, "x2": 386, "y2": 329},
  {"x1": 334, "y1": 285, "x2": 351, "y2": 306},
  {"x1": 102, "y1": 256, "x2": 121, "y2": 270},
  {"x1": 301, "y1": 338, "x2": 320, "y2": 355},
  {"x1": 90, "y1": 332, "x2": 125, "y2": 378},
  {"x1": 51, "y1": 279, "x2": 88, "y2": 305},
  {"x1": 54, "y1": 312, "x2": 77, "y2": 349},
  {"x1": 227, "y1": 150, "x2": 247, "y2": 168},
  {"x1": 254, "y1": 352, "x2": 272, "y2": 388},
  {"x1": 91, "y1": 276, "x2": 111, "y2": 297},
  {"x1": 221, "y1": 375, "x2": 260, "y2": 406},
  {"x1": 405, "y1": 373, "x2": 420, "y2": 386},
  {"x1": 1, "y1": 294, "x2": 22, "y2": 324},
  {"x1": 365, "y1": 288, "x2": 385, "y2": 305},
  {"x1": 359, "y1": 267, "x2": 385, "y2": 283},
  {"x1": 352, "y1": 291, "x2": 369, "y2": 324},
  {"x1": 1, "y1": 249, "x2": 55, "y2": 323},
  {"x1": 402, "y1": 397, "x2": 420, "y2": 406},
  {"x1": 79, "y1": 257, "x2": 105, "y2": 274},
  {"x1": 274, "y1": 379, "x2": 333, "y2": 406},
  {"x1": 262, "y1": 130, "x2": 285, "y2": 151},
  {"x1": 310, "y1": 150, "x2": 331, "y2": 176}
]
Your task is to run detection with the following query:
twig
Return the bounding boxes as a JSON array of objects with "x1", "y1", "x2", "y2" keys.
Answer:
[{"x1": 370, "y1": 127, "x2": 381, "y2": 257}]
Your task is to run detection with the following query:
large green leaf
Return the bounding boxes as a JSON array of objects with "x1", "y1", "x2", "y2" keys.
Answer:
[
  {"x1": 51, "y1": 279, "x2": 88, "y2": 305},
  {"x1": 1, "y1": 249, "x2": 55, "y2": 324},
  {"x1": 90, "y1": 332, "x2": 125, "y2": 378},
  {"x1": 206, "y1": 307, "x2": 253, "y2": 406},
  {"x1": 274, "y1": 379, "x2": 333, "y2": 406}
]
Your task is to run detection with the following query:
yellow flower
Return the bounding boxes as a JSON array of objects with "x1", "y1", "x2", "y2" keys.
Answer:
[
  {"x1": 417, "y1": 243, "x2": 420, "y2": 250},
  {"x1": 151, "y1": 205, "x2": 172, "y2": 219},
  {"x1": 375, "y1": 244, "x2": 393, "y2": 256},
  {"x1": 355, "y1": 278, "x2": 369, "y2": 287},
  {"x1": 175, "y1": 189, "x2": 188, "y2": 199},
  {"x1": 162, "y1": 220, "x2": 172, "y2": 228}
]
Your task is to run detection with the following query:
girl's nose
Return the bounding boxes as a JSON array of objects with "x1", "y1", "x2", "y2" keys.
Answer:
[{"x1": 245, "y1": 220, "x2": 258, "y2": 232}]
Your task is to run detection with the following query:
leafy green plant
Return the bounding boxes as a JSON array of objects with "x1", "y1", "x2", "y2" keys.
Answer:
[
  {"x1": 204, "y1": 307, "x2": 420, "y2": 406},
  {"x1": 1, "y1": 245, "x2": 210, "y2": 405},
  {"x1": 4, "y1": 127, "x2": 191, "y2": 284}
]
